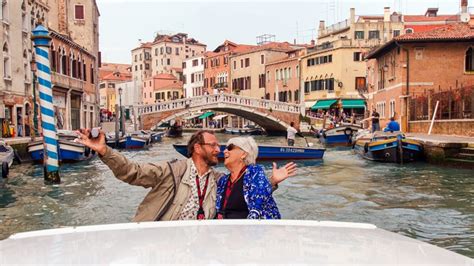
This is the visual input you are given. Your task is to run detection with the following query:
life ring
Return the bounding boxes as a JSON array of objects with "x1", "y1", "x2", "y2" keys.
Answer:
[
  {"x1": 364, "y1": 142, "x2": 369, "y2": 153},
  {"x1": 2, "y1": 161, "x2": 9, "y2": 178},
  {"x1": 344, "y1": 127, "x2": 353, "y2": 137}
]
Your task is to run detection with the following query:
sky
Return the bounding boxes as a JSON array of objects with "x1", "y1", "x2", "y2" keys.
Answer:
[{"x1": 96, "y1": 0, "x2": 462, "y2": 64}]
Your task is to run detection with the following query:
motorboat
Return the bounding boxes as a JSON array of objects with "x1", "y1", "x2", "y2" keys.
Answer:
[
  {"x1": 0, "y1": 220, "x2": 471, "y2": 264},
  {"x1": 166, "y1": 123, "x2": 183, "y2": 138},
  {"x1": 173, "y1": 143, "x2": 325, "y2": 160},
  {"x1": 0, "y1": 139, "x2": 14, "y2": 178},
  {"x1": 353, "y1": 131, "x2": 423, "y2": 163},
  {"x1": 316, "y1": 123, "x2": 362, "y2": 145}
]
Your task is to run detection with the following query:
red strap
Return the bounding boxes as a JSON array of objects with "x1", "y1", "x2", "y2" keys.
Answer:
[
  {"x1": 222, "y1": 166, "x2": 247, "y2": 210},
  {"x1": 195, "y1": 175, "x2": 209, "y2": 220}
]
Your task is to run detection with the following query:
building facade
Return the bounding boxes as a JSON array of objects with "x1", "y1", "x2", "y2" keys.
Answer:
[
  {"x1": 366, "y1": 22, "x2": 474, "y2": 133},
  {"x1": 265, "y1": 48, "x2": 306, "y2": 104},
  {"x1": 0, "y1": 0, "x2": 49, "y2": 137},
  {"x1": 131, "y1": 43, "x2": 152, "y2": 105},
  {"x1": 150, "y1": 33, "x2": 206, "y2": 78},
  {"x1": 301, "y1": 7, "x2": 403, "y2": 114},
  {"x1": 230, "y1": 42, "x2": 296, "y2": 99},
  {"x1": 203, "y1": 40, "x2": 254, "y2": 94},
  {"x1": 99, "y1": 64, "x2": 132, "y2": 114},
  {"x1": 142, "y1": 73, "x2": 183, "y2": 105},
  {"x1": 183, "y1": 55, "x2": 204, "y2": 97}
]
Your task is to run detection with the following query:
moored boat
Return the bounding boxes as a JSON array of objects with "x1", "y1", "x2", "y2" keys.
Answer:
[
  {"x1": 166, "y1": 124, "x2": 183, "y2": 138},
  {"x1": 118, "y1": 135, "x2": 149, "y2": 149},
  {"x1": 353, "y1": 132, "x2": 423, "y2": 163},
  {"x1": 0, "y1": 140, "x2": 14, "y2": 178},
  {"x1": 173, "y1": 143, "x2": 325, "y2": 160},
  {"x1": 316, "y1": 124, "x2": 362, "y2": 145},
  {"x1": 28, "y1": 131, "x2": 95, "y2": 163}
]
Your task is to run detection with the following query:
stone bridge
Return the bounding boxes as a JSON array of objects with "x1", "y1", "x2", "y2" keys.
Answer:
[{"x1": 137, "y1": 93, "x2": 302, "y2": 134}]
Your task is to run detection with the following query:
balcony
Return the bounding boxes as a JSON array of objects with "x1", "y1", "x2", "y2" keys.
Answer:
[{"x1": 51, "y1": 72, "x2": 85, "y2": 91}]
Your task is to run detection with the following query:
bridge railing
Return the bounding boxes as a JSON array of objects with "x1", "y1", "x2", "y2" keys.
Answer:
[{"x1": 137, "y1": 93, "x2": 301, "y2": 115}]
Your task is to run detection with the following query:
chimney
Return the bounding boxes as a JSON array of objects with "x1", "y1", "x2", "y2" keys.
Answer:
[
  {"x1": 384, "y1": 7, "x2": 390, "y2": 22},
  {"x1": 350, "y1": 8, "x2": 355, "y2": 24},
  {"x1": 311, "y1": 40, "x2": 315, "y2": 46},
  {"x1": 319, "y1": 20, "x2": 325, "y2": 31},
  {"x1": 294, "y1": 38, "x2": 296, "y2": 45},
  {"x1": 462, "y1": 0, "x2": 468, "y2": 13}
]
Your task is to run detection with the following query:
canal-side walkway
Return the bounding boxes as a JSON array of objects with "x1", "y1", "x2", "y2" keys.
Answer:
[{"x1": 406, "y1": 133, "x2": 474, "y2": 167}]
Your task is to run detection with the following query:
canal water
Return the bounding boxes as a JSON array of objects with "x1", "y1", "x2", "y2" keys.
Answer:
[{"x1": 0, "y1": 133, "x2": 473, "y2": 258}]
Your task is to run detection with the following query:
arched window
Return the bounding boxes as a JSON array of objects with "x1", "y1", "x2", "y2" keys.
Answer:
[
  {"x1": 72, "y1": 54, "x2": 77, "y2": 78},
  {"x1": 61, "y1": 48, "x2": 67, "y2": 75},
  {"x1": 77, "y1": 54, "x2": 82, "y2": 80},
  {"x1": 51, "y1": 43, "x2": 57, "y2": 72},
  {"x1": 3, "y1": 42, "x2": 11, "y2": 78},
  {"x1": 465, "y1": 47, "x2": 474, "y2": 72}
]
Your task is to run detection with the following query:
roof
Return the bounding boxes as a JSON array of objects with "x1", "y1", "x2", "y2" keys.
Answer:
[
  {"x1": 132, "y1": 42, "x2": 153, "y2": 51},
  {"x1": 153, "y1": 73, "x2": 177, "y2": 80},
  {"x1": 366, "y1": 23, "x2": 474, "y2": 59},
  {"x1": 100, "y1": 72, "x2": 132, "y2": 82},
  {"x1": 231, "y1": 42, "x2": 299, "y2": 57},
  {"x1": 152, "y1": 33, "x2": 206, "y2": 47},
  {"x1": 403, "y1": 15, "x2": 458, "y2": 23}
]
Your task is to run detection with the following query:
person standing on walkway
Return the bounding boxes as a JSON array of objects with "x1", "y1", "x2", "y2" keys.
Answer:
[
  {"x1": 75, "y1": 129, "x2": 296, "y2": 222},
  {"x1": 371, "y1": 109, "x2": 380, "y2": 132}
]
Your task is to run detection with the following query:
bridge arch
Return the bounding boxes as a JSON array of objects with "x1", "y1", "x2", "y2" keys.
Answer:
[{"x1": 138, "y1": 93, "x2": 302, "y2": 134}]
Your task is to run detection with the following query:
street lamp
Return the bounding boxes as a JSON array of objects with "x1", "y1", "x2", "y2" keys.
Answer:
[
  {"x1": 118, "y1": 87, "x2": 123, "y2": 136},
  {"x1": 30, "y1": 55, "x2": 39, "y2": 138}
]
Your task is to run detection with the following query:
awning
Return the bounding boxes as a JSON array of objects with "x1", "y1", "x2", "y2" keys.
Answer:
[
  {"x1": 184, "y1": 113, "x2": 202, "y2": 120},
  {"x1": 341, "y1": 99, "x2": 366, "y2": 109},
  {"x1": 213, "y1": 114, "x2": 228, "y2": 120},
  {"x1": 198, "y1": 111, "x2": 214, "y2": 119},
  {"x1": 305, "y1": 101, "x2": 317, "y2": 108},
  {"x1": 311, "y1": 99, "x2": 337, "y2": 110}
]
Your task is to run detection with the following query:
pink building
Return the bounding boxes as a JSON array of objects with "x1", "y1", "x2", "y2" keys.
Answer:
[{"x1": 142, "y1": 74, "x2": 183, "y2": 104}]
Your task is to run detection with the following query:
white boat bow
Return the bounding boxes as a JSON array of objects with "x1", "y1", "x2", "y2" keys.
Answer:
[{"x1": 0, "y1": 220, "x2": 472, "y2": 264}]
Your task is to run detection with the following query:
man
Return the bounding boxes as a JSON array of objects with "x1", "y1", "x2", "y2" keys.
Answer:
[
  {"x1": 76, "y1": 130, "x2": 296, "y2": 221},
  {"x1": 384, "y1": 117, "x2": 400, "y2": 132},
  {"x1": 371, "y1": 108, "x2": 380, "y2": 132},
  {"x1": 287, "y1": 122, "x2": 298, "y2": 146}
]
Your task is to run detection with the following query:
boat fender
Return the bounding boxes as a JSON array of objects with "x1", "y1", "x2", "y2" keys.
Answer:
[
  {"x1": 84, "y1": 147, "x2": 91, "y2": 157},
  {"x1": 344, "y1": 127, "x2": 353, "y2": 137},
  {"x1": 364, "y1": 142, "x2": 369, "y2": 153},
  {"x1": 2, "y1": 161, "x2": 9, "y2": 178}
]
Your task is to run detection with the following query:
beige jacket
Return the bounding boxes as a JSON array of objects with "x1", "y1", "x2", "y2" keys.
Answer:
[{"x1": 100, "y1": 147, "x2": 222, "y2": 221}]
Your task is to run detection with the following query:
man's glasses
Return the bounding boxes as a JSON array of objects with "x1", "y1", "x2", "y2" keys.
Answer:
[{"x1": 200, "y1": 142, "x2": 220, "y2": 148}]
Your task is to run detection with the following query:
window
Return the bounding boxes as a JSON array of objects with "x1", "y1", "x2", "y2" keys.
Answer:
[
  {"x1": 167, "y1": 58, "x2": 170, "y2": 65},
  {"x1": 240, "y1": 59, "x2": 243, "y2": 68},
  {"x1": 296, "y1": 66, "x2": 299, "y2": 78},
  {"x1": 415, "y1": 47, "x2": 424, "y2": 60},
  {"x1": 166, "y1": 47, "x2": 172, "y2": 54},
  {"x1": 74, "y1": 5, "x2": 84, "y2": 20},
  {"x1": 160, "y1": 47, "x2": 164, "y2": 54},
  {"x1": 155, "y1": 48, "x2": 158, "y2": 56},
  {"x1": 134, "y1": 55, "x2": 137, "y2": 62},
  {"x1": 258, "y1": 74, "x2": 265, "y2": 88},
  {"x1": 355, "y1": 77, "x2": 366, "y2": 91},
  {"x1": 145, "y1": 63, "x2": 149, "y2": 70},
  {"x1": 192, "y1": 59, "x2": 198, "y2": 67},
  {"x1": 405, "y1": 28, "x2": 414, "y2": 34},
  {"x1": 191, "y1": 73, "x2": 195, "y2": 83},
  {"x1": 393, "y1": 30, "x2": 400, "y2": 37},
  {"x1": 260, "y1": 54, "x2": 265, "y2": 64},
  {"x1": 175, "y1": 48, "x2": 179, "y2": 55},
  {"x1": 389, "y1": 99, "x2": 396, "y2": 118},
  {"x1": 355, "y1": 31, "x2": 364, "y2": 39},
  {"x1": 245, "y1": 58, "x2": 250, "y2": 67},
  {"x1": 353, "y1": 52, "x2": 363, "y2": 61},
  {"x1": 182, "y1": 62, "x2": 186, "y2": 69},
  {"x1": 224, "y1": 56, "x2": 228, "y2": 65},
  {"x1": 466, "y1": 47, "x2": 474, "y2": 72},
  {"x1": 233, "y1": 61, "x2": 236, "y2": 69},
  {"x1": 369, "y1": 30, "x2": 380, "y2": 39}
]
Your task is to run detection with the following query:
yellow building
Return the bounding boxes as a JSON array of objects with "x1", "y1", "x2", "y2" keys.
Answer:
[{"x1": 301, "y1": 7, "x2": 404, "y2": 112}]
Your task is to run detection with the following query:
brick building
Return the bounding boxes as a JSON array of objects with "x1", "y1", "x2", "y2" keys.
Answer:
[{"x1": 366, "y1": 22, "x2": 474, "y2": 135}]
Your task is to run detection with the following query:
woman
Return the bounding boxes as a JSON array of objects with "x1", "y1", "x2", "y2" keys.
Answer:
[{"x1": 216, "y1": 137, "x2": 282, "y2": 219}]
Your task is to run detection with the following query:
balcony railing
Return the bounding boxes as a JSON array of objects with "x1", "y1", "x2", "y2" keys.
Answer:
[{"x1": 51, "y1": 72, "x2": 85, "y2": 91}]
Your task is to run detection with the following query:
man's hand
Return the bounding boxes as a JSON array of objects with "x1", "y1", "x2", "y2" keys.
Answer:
[
  {"x1": 75, "y1": 128, "x2": 107, "y2": 156},
  {"x1": 270, "y1": 162, "x2": 297, "y2": 186}
]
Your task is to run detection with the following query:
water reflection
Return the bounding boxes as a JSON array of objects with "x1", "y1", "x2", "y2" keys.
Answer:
[{"x1": 0, "y1": 133, "x2": 472, "y2": 258}]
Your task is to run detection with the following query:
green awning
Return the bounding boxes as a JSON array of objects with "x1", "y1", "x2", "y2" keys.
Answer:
[
  {"x1": 311, "y1": 99, "x2": 337, "y2": 110},
  {"x1": 198, "y1": 111, "x2": 214, "y2": 119},
  {"x1": 341, "y1": 99, "x2": 366, "y2": 109}
]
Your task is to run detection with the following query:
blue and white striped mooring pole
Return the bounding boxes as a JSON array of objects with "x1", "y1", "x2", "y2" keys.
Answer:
[{"x1": 32, "y1": 25, "x2": 60, "y2": 183}]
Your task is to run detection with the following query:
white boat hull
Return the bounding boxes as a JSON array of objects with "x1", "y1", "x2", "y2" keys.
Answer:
[{"x1": 0, "y1": 220, "x2": 471, "y2": 264}]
